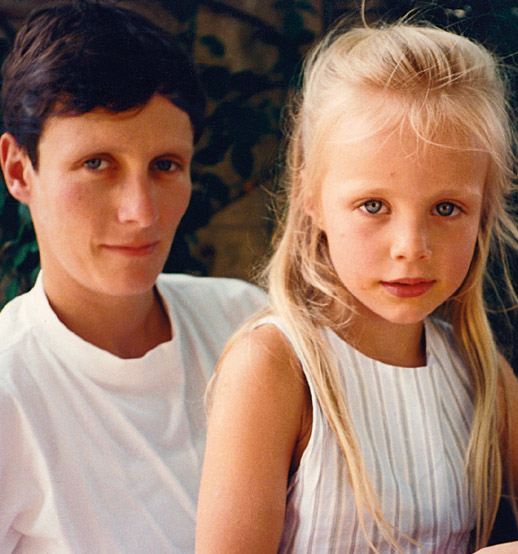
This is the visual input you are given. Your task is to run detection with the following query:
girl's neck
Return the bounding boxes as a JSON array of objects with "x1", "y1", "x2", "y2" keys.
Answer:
[{"x1": 332, "y1": 302, "x2": 426, "y2": 367}]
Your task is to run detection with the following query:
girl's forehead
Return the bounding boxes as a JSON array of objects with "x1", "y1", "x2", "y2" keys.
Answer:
[
  {"x1": 327, "y1": 123, "x2": 486, "y2": 169},
  {"x1": 301, "y1": 116, "x2": 489, "y2": 206},
  {"x1": 316, "y1": 109, "x2": 485, "y2": 162}
]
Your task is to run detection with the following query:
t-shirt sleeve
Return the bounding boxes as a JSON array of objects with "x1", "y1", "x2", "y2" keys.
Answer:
[{"x1": 0, "y1": 391, "x2": 62, "y2": 553}]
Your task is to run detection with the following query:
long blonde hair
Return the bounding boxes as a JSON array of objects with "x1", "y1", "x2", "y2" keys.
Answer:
[{"x1": 263, "y1": 19, "x2": 518, "y2": 551}]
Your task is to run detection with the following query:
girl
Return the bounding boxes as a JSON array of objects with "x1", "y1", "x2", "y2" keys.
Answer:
[{"x1": 196, "y1": 17, "x2": 518, "y2": 554}]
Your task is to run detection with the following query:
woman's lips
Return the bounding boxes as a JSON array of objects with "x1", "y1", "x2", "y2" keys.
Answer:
[
  {"x1": 381, "y1": 279, "x2": 435, "y2": 298},
  {"x1": 102, "y1": 242, "x2": 159, "y2": 257}
]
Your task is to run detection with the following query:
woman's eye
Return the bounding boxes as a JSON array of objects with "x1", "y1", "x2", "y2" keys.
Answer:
[
  {"x1": 154, "y1": 159, "x2": 179, "y2": 172},
  {"x1": 434, "y1": 202, "x2": 460, "y2": 217},
  {"x1": 83, "y1": 158, "x2": 107, "y2": 170},
  {"x1": 360, "y1": 200, "x2": 386, "y2": 214}
]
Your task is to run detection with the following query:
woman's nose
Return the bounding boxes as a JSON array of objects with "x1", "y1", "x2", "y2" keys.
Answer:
[{"x1": 117, "y1": 173, "x2": 158, "y2": 226}]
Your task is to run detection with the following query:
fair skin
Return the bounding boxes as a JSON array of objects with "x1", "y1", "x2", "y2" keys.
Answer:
[
  {"x1": 493, "y1": 358, "x2": 518, "y2": 553},
  {"x1": 0, "y1": 94, "x2": 194, "y2": 358},
  {"x1": 475, "y1": 354, "x2": 518, "y2": 553},
  {"x1": 310, "y1": 125, "x2": 487, "y2": 366},
  {"x1": 196, "y1": 324, "x2": 311, "y2": 553},
  {"x1": 477, "y1": 544, "x2": 518, "y2": 553},
  {"x1": 196, "y1": 123, "x2": 517, "y2": 552}
]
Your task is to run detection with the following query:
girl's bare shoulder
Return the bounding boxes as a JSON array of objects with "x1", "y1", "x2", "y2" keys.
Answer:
[
  {"x1": 217, "y1": 321, "x2": 305, "y2": 389},
  {"x1": 497, "y1": 354, "x2": 518, "y2": 486}
]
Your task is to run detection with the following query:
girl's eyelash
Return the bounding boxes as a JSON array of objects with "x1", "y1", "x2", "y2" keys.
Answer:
[
  {"x1": 359, "y1": 200, "x2": 387, "y2": 214},
  {"x1": 433, "y1": 202, "x2": 462, "y2": 217},
  {"x1": 357, "y1": 200, "x2": 464, "y2": 217}
]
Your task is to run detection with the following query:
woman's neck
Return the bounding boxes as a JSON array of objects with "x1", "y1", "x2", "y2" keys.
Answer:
[{"x1": 45, "y1": 281, "x2": 172, "y2": 359}]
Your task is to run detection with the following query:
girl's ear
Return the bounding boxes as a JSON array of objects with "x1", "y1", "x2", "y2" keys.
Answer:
[{"x1": 0, "y1": 132, "x2": 36, "y2": 205}]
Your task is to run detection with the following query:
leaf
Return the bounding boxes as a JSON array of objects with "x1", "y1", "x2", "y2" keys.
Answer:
[
  {"x1": 294, "y1": 28, "x2": 315, "y2": 45},
  {"x1": 273, "y1": 0, "x2": 292, "y2": 10},
  {"x1": 13, "y1": 242, "x2": 30, "y2": 268},
  {"x1": 283, "y1": 10, "x2": 305, "y2": 39},
  {"x1": 164, "y1": 232, "x2": 208, "y2": 275},
  {"x1": 5, "y1": 277, "x2": 20, "y2": 303},
  {"x1": 201, "y1": 173, "x2": 229, "y2": 203},
  {"x1": 30, "y1": 265, "x2": 40, "y2": 284},
  {"x1": 231, "y1": 70, "x2": 262, "y2": 93},
  {"x1": 0, "y1": 186, "x2": 6, "y2": 212},
  {"x1": 273, "y1": 44, "x2": 303, "y2": 78},
  {"x1": 179, "y1": 189, "x2": 214, "y2": 232},
  {"x1": 157, "y1": 0, "x2": 197, "y2": 22},
  {"x1": 194, "y1": 135, "x2": 233, "y2": 166},
  {"x1": 231, "y1": 143, "x2": 254, "y2": 180},
  {"x1": 225, "y1": 105, "x2": 271, "y2": 143},
  {"x1": 200, "y1": 35, "x2": 226, "y2": 57},
  {"x1": 17, "y1": 203, "x2": 33, "y2": 225},
  {"x1": 200, "y1": 66, "x2": 231, "y2": 100},
  {"x1": 294, "y1": 1, "x2": 316, "y2": 13}
]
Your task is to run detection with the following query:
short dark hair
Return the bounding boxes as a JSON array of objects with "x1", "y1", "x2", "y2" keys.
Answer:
[{"x1": 1, "y1": 0, "x2": 205, "y2": 167}]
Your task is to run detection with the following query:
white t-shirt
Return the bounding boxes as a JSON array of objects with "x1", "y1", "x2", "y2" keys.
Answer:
[{"x1": 0, "y1": 273, "x2": 266, "y2": 554}]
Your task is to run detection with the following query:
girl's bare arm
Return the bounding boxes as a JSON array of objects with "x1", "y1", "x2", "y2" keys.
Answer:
[
  {"x1": 195, "y1": 324, "x2": 311, "y2": 554},
  {"x1": 484, "y1": 357, "x2": 518, "y2": 554},
  {"x1": 499, "y1": 356, "x2": 518, "y2": 490},
  {"x1": 475, "y1": 542, "x2": 518, "y2": 553}
]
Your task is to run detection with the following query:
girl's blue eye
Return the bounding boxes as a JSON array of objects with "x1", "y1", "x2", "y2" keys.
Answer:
[
  {"x1": 154, "y1": 159, "x2": 178, "y2": 172},
  {"x1": 434, "y1": 202, "x2": 459, "y2": 217},
  {"x1": 361, "y1": 200, "x2": 384, "y2": 214}
]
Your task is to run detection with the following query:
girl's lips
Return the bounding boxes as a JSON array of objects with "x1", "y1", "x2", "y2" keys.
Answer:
[{"x1": 381, "y1": 279, "x2": 435, "y2": 298}]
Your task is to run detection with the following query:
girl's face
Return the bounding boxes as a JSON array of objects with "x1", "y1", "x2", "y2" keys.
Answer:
[{"x1": 309, "y1": 123, "x2": 488, "y2": 339}]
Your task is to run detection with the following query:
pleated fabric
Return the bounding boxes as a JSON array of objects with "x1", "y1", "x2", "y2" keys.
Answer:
[{"x1": 266, "y1": 316, "x2": 475, "y2": 554}]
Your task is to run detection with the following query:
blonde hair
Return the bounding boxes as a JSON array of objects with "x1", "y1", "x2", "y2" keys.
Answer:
[{"x1": 263, "y1": 19, "x2": 518, "y2": 551}]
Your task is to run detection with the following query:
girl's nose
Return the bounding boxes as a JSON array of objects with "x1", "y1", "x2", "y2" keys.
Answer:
[
  {"x1": 390, "y1": 219, "x2": 432, "y2": 261},
  {"x1": 117, "y1": 173, "x2": 158, "y2": 226}
]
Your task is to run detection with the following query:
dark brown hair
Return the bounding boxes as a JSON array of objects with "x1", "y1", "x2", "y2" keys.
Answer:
[{"x1": 1, "y1": 0, "x2": 205, "y2": 167}]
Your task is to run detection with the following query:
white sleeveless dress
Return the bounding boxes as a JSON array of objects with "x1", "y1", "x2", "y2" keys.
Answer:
[{"x1": 261, "y1": 316, "x2": 475, "y2": 553}]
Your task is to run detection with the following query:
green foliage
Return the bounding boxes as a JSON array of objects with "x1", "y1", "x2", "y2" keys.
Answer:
[
  {"x1": 199, "y1": 35, "x2": 225, "y2": 57},
  {"x1": 0, "y1": 193, "x2": 39, "y2": 304}
]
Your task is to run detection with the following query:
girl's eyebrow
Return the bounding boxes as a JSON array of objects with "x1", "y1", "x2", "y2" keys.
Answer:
[
  {"x1": 431, "y1": 188, "x2": 483, "y2": 200},
  {"x1": 340, "y1": 182, "x2": 483, "y2": 199}
]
